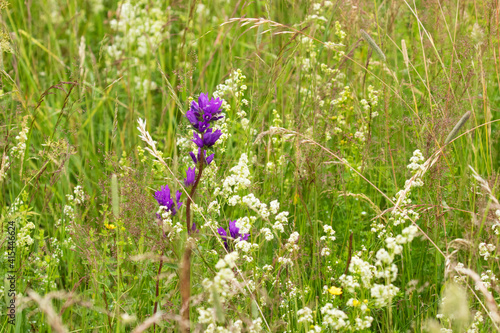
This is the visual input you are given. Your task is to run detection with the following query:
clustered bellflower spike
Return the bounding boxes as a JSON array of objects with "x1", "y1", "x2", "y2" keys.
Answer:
[
  {"x1": 186, "y1": 93, "x2": 224, "y2": 131},
  {"x1": 217, "y1": 220, "x2": 250, "y2": 251},
  {"x1": 154, "y1": 185, "x2": 182, "y2": 216},
  {"x1": 183, "y1": 93, "x2": 224, "y2": 233},
  {"x1": 186, "y1": 93, "x2": 223, "y2": 150}
]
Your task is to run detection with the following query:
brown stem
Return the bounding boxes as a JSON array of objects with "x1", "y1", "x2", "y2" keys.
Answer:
[
  {"x1": 180, "y1": 156, "x2": 205, "y2": 333},
  {"x1": 180, "y1": 244, "x2": 193, "y2": 332}
]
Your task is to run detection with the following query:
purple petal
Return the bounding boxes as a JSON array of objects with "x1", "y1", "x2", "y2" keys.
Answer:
[
  {"x1": 186, "y1": 110, "x2": 198, "y2": 127},
  {"x1": 229, "y1": 220, "x2": 239, "y2": 239},
  {"x1": 189, "y1": 151, "x2": 197, "y2": 164},
  {"x1": 206, "y1": 153, "x2": 214, "y2": 165},
  {"x1": 217, "y1": 227, "x2": 227, "y2": 237},
  {"x1": 192, "y1": 132, "x2": 204, "y2": 148},
  {"x1": 198, "y1": 121, "x2": 210, "y2": 133},
  {"x1": 198, "y1": 93, "x2": 209, "y2": 109},
  {"x1": 184, "y1": 167, "x2": 196, "y2": 187}
]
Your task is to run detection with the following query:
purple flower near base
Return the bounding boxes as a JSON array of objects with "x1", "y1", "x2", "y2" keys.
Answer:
[
  {"x1": 189, "y1": 149, "x2": 214, "y2": 166},
  {"x1": 217, "y1": 220, "x2": 250, "y2": 250},
  {"x1": 154, "y1": 185, "x2": 182, "y2": 216},
  {"x1": 192, "y1": 128, "x2": 223, "y2": 149},
  {"x1": 186, "y1": 93, "x2": 224, "y2": 134},
  {"x1": 184, "y1": 167, "x2": 196, "y2": 187}
]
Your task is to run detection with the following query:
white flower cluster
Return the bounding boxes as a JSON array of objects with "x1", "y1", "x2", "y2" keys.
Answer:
[
  {"x1": 354, "y1": 314, "x2": 374, "y2": 330},
  {"x1": 285, "y1": 232, "x2": 300, "y2": 252},
  {"x1": 157, "y1": 208, "x2": 183, "y2": 239},
  {"x1": 10, "y1": 115, "x2": 30, "y2": 159},
  {"x1": 16, "y1": 221, "x2": 35, "y2": 247},
  {"x1": 492, "y1": 209, "x2": 500, "y2": 235},
  {"x1": 242, "y1": 194, "x2": 270, "y2": 220},
  {"x1": 467, "y1": 311, "x2": 484, "y2": 333},
  {"x1": 108, "y1": 1, "x2": 167, "y2": 58},
  {"x1": 8, "y1": 194, "x2": 35, "y2": 248},
  {"x1": 370, "y1": 284, "x2": 399, "y2": 307},
  {"x1": 331, "y1": 86, "x2": 352, "y2": 107},
  {"x1": 320, "y1": 303, "x2": 348, "y2": 329},
  {"x1": 218, "y1": 153, "x2": 252, "y2": 197},
  {"x1": 360, "y1": 85, "x2": 379, "y2": 116},
  {"x1": 202, "y1": 252, "x2": 239, "y2": 304},
  {"x1": 297, "y1": 306, "x2": 313, "y2": 323},
  {"x1": 213, "y1": 69, "x2": 249, "y2": 148},
  {"x1": 348, "y1": 256, "x2": 375, "y2": 288},
  {"x1": 66, "y1": 185, "x2": 85, "y2": 205},
  {"x1": 477, "y1": 270, "x2": 497, "y2": 291},
  {"x1": 198, "y1": 251, "x2": 265, "y2": 332},
  {"x1": 57, "y1": 185, "x2": 86, "y2": 228},
  {"x1": 478, "y1": 242, "x2": 495, "y2": 260},
  {"x1": 337, "y1": 150, "x2": 426, "y2": 315},
  {"x1": 321, "y1": 225, "x2": 336, "y2": 242},
  {"x1": 373, "y1": 149, "x2": 425, "y2": 235},
  {"x1": 278, "y1": 256, "x2": 293, "y2": 266},
  {"x1": 273, "y1": 211, "x2": 289, "y2": 233},
  {"x1": 206, "y1": 200, "x2": 221, "y2": 215},
  {"x1": 407, "y1": 149, "x2": 425, "y2": 173},
  {"x1": 270, "y1": 200, "x2": 280, "y2": 214},
  {"x1": 260, "y1": 227, "x2": 274, "y2": 241},
  {"x1": 215, "y1": 154, "x2": 291, "y2": 244},
  {"x1": 214, "y1": 69, "x2": 247, "y2": 103},
  {"x1": 107, "y1": 0, "x2": 168, "y2": 96},
  {"x1": 305, "y1": 1, "x2": 332, "y2": 25}
]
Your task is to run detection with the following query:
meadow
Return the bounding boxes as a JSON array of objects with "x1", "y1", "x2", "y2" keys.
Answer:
[{"x1": 1, "y1": 0, "x2": 500, "y2": 332}]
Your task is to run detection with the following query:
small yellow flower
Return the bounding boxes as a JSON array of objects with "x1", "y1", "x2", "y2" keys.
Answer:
[
  {"x1": 105, "y1": 223, "x2": 116, "y2": 230},
  {"x1": 328, "y1": 286, "x2": 342, "y2": 296},
  {"x1": 363, "y1": 299, "x2": 368, "y2": 304},
  {"x1": 352, "y1": 299, "x2": 361, "y2": 307}
]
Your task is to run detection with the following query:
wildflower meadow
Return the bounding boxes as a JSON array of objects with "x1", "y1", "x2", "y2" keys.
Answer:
[{"x1": 1, "y1": 0, "x2": 500, "y2": 332}]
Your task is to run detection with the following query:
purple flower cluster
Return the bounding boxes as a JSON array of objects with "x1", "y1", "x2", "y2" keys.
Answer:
[
  {"x1": 186, "y1": 93, "x2": 223, "y2": 149},
  {"x1": 154, "y1": 185, "x2": 182, "y2": 216},
  {"x1": 154, "y1": 93, "x2": 224, "y2": 235},
  {"x1": 183, "y1": 93, "x2": 223, "y2": 186},
  {"x1": 217, "y1": 220, "x2": 250, "y2": 251}
]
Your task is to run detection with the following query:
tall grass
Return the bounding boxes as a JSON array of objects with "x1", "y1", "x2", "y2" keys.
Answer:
[{"x1": 1, "y1": 0, "x2": 499, "y2": 332}]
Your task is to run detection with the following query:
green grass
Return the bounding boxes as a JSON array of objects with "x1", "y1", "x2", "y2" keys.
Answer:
[{"x1": 1, "y1": 0, "x2": 500, "y2": 332}]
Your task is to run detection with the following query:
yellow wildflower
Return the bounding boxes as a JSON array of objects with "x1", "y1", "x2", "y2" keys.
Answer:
[
  {"x1": 328, "y1": 286, "x2": 342, "y2": 296},
  {"x1": 352, "y1": 299, "x2": 361, "y2": 307},
  {"x1": 105, "y1": 223, "x2": 116, "y2": 230}
]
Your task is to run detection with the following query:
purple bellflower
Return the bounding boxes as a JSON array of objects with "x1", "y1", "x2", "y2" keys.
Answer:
[
  {"x1": 217, "y1": 220, "x2": 250, "y2": 250},
  {"x1": 186, "y1": 93, "x2": 224, "y2": 134},
  {"x1": 192, "y1": 128, "x2": 223, "y2": 149},
  {"x1": 189, "y1": 148, "x2": 214, "y2": 166},
  {"x1": 184, "y1": 167, "x2": 196, "y2": 187},
  {"x1": 154, "y1": 185, "x2": 182, "y2": 216}
]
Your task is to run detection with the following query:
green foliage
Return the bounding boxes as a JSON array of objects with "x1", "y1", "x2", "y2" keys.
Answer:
[{"x1": 1, "y1": 0, "x2": 499, "y2": 332}]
